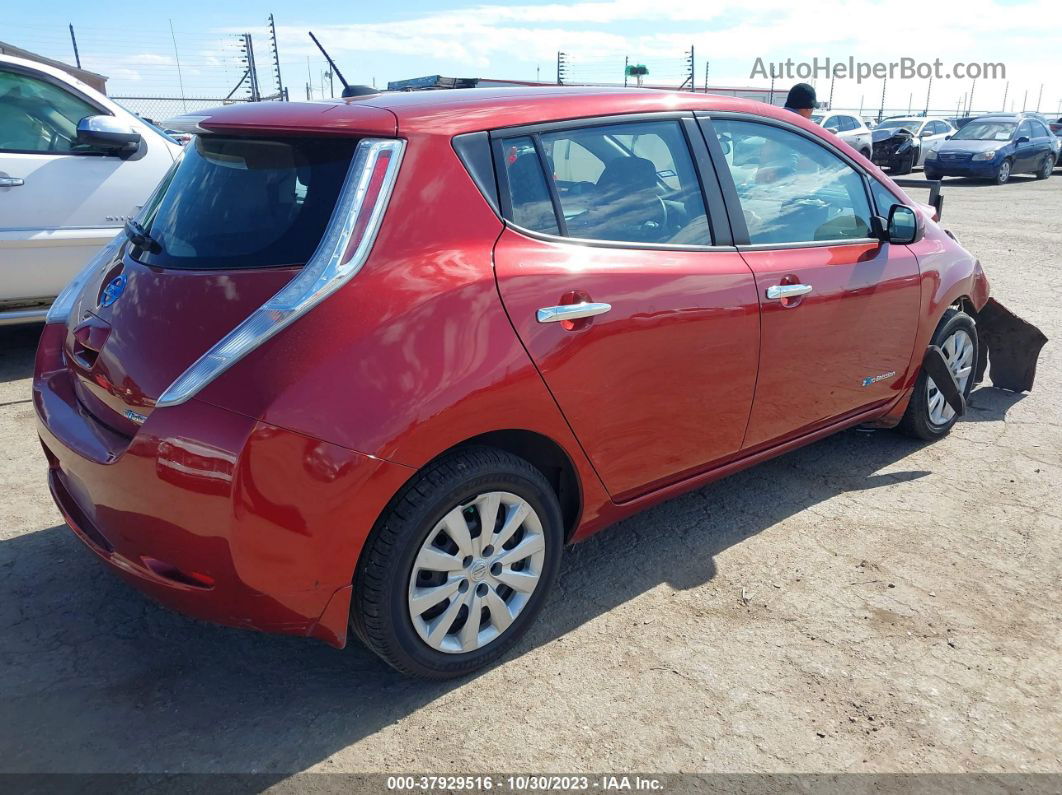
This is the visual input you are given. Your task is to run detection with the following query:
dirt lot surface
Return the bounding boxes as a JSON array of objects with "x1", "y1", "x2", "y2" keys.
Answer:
[{"x1": 1, "y1": 171, "x2": 1059, "y2": 777}]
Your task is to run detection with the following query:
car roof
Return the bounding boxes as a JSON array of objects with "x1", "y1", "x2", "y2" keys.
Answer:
[{"x1": 185, "y1": 86, "x2": 810, "y2": 137}]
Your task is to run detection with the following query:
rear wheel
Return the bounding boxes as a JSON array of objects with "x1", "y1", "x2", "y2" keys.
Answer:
[
  {"x1": 898, "y1": 309, "x2": 978, "y2": 441},
  {"x1": 351, "y1": 446, "x2": 563, "y2": 679},
  {"x1": 1036, "y1": 154, "x2": 1053, "y2": 180},
  {"x1": 994, "y1": 158, "x2": 1012, "y2": 185}
]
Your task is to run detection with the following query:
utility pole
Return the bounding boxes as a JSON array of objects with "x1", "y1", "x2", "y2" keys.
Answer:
[
  {"x1": 924, "y1": 75, "x2": 932, "y2": 115},
  {"x1": 858, "y1": 94, "x2": 864, "y2": 115},
  {"x1": 1001, "y1": 81, "x2": 1009, "y2": 112},
  {"x1": 878, "y1": 77, "x2": 886, "y2": 122},
  {"x1": 1022, "y1": 89, "x2": 1027, "y2": 111},
  {"x1": 680, "y1": 45, "x2": 694, "y2": 91},
  {"x1": 68, "y1": 24, "x2": 81, "y2": 69},
  {"x1": 268, "y1": 13, "x2": 284, "y2": 99},
  {"x1": 768, "y1": 77, "x2": 775, "y2": 106},
  {"x1": 1036, "y1": 83, "x2": 1043, "y2": 112},
  {"x1": 624, "y1": 56, "x2": 629, "y2": 87},
  {"x1": 238, "y1": 33, "x2": 261, "y2": 101},
  {"x1": 306, "y1": 56, "x2": 313, "y2": 100},
  {"x1": 556, "y1": 51, "x2": 567, "y2": 85},
  {"x1": 169, "y1": 19, "x2": 187, "y2": 112},
  {"x1": 966, "y1": 77, "x2": 976, "y2": 116},
  {"x1": 907, "y1": 92, "x2": 912, "y2": 114},
  {"x1": 704, "y1": 59, "x2": 709, "y2": 93},
  {"x1": 828, "y1": 75, "x2": 835, "y2": 110}
]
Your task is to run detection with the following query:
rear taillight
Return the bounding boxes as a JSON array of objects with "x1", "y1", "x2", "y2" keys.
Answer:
[{"x1": 155, "y1": 138, "x2": 405, "y2": 408}]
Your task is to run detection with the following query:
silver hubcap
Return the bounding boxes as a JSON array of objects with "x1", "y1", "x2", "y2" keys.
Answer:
[
  {"x1": 999, "y1": 162, "x2": 1010, "y2": 181},
  {"x1": 1043, "y1": 157, "x2": 1053, "y2": 177},
  {"x1": 927, "y1": 329, "x2": 974, "y2": 426},
  {"x1": 408, "y1": 491, "x2": 545, "y2": 654}
]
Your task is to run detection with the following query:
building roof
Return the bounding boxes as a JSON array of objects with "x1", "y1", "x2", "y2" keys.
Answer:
[{"x1": 0, "y1": 40, "x2": 108, "y2": 93}]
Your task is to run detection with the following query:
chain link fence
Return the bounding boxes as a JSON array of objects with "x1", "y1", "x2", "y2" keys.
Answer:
[{"x1": 110, "y1": 93, "x2": 289, "y2": 126}]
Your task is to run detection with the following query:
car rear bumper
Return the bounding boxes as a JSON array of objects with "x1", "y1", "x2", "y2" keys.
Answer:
[{"x1": 34, "y1": 323, "x2": 413, "y2": 647}]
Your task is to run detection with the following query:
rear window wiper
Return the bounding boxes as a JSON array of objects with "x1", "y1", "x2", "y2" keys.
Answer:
[{"x1": 124, "y1": 219, "x2": 161, "y2": 253}]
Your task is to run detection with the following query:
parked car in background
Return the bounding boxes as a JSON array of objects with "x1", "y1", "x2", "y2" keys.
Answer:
[
  {"x1": 0, "y1": 54, "x2": 181, "y2": 325},
  {"x1": 862, "y1": 117, "x2": 877, "y2": 129},
  {"x1": 35, "y1": 87, "x2": 1002, "y2": 678},
  {"x1": 810, "y1": 111, "x2": 873, "y2": 158},
  {"x1": 871, "y1": 117, "x2": 955, "y2": 174},
  {"x1": 925, "y1": 114, "x2": 1058, "y2": 184}
]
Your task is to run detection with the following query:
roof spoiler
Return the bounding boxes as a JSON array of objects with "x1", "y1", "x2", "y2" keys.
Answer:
[{"x1": 892, "y1": 178, "x2": 943, "y2": 221}]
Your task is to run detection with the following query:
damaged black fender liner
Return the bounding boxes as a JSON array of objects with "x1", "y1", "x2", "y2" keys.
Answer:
[
  {"x1": 973, "y1": 298, "x2": 1049, "y2": 393},
  {"x1": 923, "y1": 344, "x2": 967, "y2": 417}
]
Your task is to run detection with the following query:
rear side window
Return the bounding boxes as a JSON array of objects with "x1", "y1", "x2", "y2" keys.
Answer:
[
  {"x1": 137, "y1": 136, "x2": 358, "y2": 269},
  {"x1": 713, "y1": 119, "x2": 873, "y2": 245},
  {"x1": 500, "y1": 119, "x2": 710, "y2": 246}
]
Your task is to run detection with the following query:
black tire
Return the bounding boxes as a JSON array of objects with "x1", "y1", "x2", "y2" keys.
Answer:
[
  {"x1": 898, "y1": 308, "x2": 978, "y2": 441},
  {"x1": 924, "y1": 169, "x2": 942, "y2": 181},
  {"x1": 994, "y1": 158, "x2": 1013, "y2": 185},
  {"x1": 1035, "y1": 154, "x2": 1053, "y2": 180},
  {"x1": 350, "y1": 446, "x2": 564, "y2": 679},
  {"x1": 892, "y1": 154, "x2": 914, "y2": 175},
  {"x1": 861, "y1": 148, "x2": 872, "y2": 160}
]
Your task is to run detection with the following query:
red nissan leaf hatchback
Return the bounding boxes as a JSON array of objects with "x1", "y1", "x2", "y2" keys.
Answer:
[{"x1": 35, "y1": 87, "x2": 992, "y2": 678}]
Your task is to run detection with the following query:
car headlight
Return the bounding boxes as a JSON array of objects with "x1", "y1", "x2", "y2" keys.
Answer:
[
  {"x1": 972, "y1": 150, "x2": 998, "y2": 161},
  {"x1": 925, "y1": 149, "x2": 939, "y2": 160}
]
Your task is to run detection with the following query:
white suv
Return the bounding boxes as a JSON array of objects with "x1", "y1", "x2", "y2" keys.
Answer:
[
  {"x1": 811, "y1": 112, "x2": 873, "y2": 159},
  {"x1": 0, "y1": 54, "x2": 182, "y2": 325}
]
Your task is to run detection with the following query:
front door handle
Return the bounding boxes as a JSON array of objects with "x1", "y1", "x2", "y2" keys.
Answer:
[
  {"x1": 765, "y1": 284, "x2": 813, "y2": 300},
  {"x1": 0, "y1": 177, "x2": 25, "y2": 188},
  {"x1": 536, "y1": 302, "x2": 612, "y2": 323}
]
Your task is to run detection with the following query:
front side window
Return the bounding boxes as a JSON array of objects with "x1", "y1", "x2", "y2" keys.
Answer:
[
  {"x1": 501, "y1": 119, "x2": 710, "y2": 246},
  {"x1": 0, "y1": 69, "x2": 98, "y2": 154},
  {"x1": 1017, "y1": 121, "x2": 1034, "y2": 140},
  {"x1": 137, "y1": 135, "x2": 358, "y2": 269},
  {"x1": 713, "y1": 119, "x2": 873, "y2": 245}
]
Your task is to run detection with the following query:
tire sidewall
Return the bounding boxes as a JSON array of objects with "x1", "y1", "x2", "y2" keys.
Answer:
[
  {"x1": 904, "y1": 310, "x2": 978, "y2": 439},
  {"x1": 996, "y1": 158, "x2": 1012, "y2": 184},
  {"x1": 360, "y1": 454, "x2": 564, "y2": 677}
]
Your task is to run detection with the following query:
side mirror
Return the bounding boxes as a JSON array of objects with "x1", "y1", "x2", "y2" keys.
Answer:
[
  {"x1": 887, "y1": 204, "x2": 917, "y2": 244},
  {"x1": 76, "y1": 115, "x2": 141, "y2": 153},
  {"x1": 944, "y1": 134, "x2": 952, "y2": 140},
  {"x1": 1015, "y1": 135, "x2": 1030, "y2": 144}
]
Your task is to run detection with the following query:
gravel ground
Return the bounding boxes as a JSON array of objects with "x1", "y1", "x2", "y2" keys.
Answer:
[{"x1": 0, "y1": 171, "x2": 1059, "y2": 776}]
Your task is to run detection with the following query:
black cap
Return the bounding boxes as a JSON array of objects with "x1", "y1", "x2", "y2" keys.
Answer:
[{"x1": 784, "y1": 82, "x2": 816, "y2": 110}]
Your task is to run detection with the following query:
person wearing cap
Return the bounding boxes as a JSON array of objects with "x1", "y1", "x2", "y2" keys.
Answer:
[{"x1": 784, "y1": 83, "x2": 817, "y2": 118}]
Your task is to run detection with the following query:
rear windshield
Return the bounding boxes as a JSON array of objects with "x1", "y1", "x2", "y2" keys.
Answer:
[{"x1": 136, "y1": 136, "x2": 357, "y2": 269}]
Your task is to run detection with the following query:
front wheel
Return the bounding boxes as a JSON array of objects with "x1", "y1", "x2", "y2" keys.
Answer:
[
  {"x1": 924, "y1": 168, "x2": 942, "y2": 181},
  {"x1": 892, "y1": 154, "x2": 914, "y2": 175},
  {"x1": 898, "y1": 308, "x2": 978, "y2": 441},
  {"x1": 994, "y1": 158, "x2": 1012, "y2": 185},
  {"x1": 351, "y1": 446, "x2": 564, "y2": 678},
  {"x1": 1036, "y1": 154, "x2": 1054, "y2": 180}
]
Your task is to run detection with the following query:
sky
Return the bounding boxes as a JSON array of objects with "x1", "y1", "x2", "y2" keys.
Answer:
[{"x1": 7, "y1": 0, "x2": 1062, "y2": 117}]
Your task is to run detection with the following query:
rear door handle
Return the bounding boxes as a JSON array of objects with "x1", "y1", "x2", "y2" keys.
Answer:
[
  {"x1": 765, "y1": 284, "x2": 813, "y2": 300},
  {"x1": 536, "y1": 302, "x2": 612, "y2": 323},
  {"x1": 0, "y1": 177, "x2": 24, "y2": 187}
]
